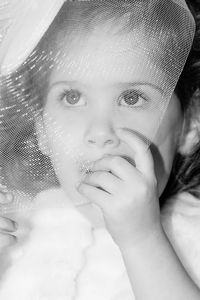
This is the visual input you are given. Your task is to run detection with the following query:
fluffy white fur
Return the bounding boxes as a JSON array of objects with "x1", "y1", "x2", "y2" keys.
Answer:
[
  {"x1": 0, "y1": 189, "x2": 199, "y2": 299},
  {"x1": 0, "y1": 189, "x2": 134, "y2": 300}
]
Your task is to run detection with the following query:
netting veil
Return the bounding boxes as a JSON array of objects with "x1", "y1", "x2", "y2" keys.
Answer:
[{"x1": 0, "y1": 0, "x2": 196, "y2": 210}]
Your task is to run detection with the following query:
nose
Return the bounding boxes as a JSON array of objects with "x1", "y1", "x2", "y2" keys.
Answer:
[{"x1": 84, "y1": 119, "x2": 120, "y2": 149}]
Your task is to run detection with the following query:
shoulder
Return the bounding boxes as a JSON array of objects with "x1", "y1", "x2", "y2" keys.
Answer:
[
  {"x1": 161, "y1": 192, "x2": 200, "y2": 287},
  {"x1": 161, "y1": 192, "x2": 200, "y2": 218}
]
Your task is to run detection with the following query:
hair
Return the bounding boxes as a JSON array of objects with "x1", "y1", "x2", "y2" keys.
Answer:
[
  {"x1": 160, "y1": 0, "x2": 200, "y2": 206},
  {"x1": 0, "y1": 0, "x2": 199, "y2": 202}
]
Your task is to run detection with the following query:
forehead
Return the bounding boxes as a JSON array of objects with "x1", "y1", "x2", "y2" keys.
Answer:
[{"x1": 50, "y1": 28, "x2": 165, "y2": 86}]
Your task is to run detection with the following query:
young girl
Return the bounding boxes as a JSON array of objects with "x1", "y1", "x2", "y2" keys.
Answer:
[{"x1": 0, "y1": 0, "x2": 200, "y2": 299}]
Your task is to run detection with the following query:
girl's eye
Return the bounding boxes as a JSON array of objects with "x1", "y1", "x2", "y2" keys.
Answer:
[
  {"x1": 60, "y1": 89, "x2": 85, "y2": 107},
  {"x1": 118, "y1": 90, "x2": 147, "y2": 107}
]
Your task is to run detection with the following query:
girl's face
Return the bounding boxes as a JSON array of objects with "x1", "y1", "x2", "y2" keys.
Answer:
[{"x1": 37, "y1": 27, "x2": 183, "y2": 205}]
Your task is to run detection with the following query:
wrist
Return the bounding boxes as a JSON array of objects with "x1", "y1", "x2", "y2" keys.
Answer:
[{"x1": 119, "y1": 222, "x2": 166, "y2": 255}]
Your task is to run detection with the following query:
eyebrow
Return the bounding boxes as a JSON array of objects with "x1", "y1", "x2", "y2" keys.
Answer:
[
  {"x1": 116, "y1": 81, "x2": 164, "y2": 94},
  {"x1": 49, "y1": 81, "x2": 76, "y2": 89},
  {"x1": 49, "y1": 80, "x2": 164, "y2": 94}
]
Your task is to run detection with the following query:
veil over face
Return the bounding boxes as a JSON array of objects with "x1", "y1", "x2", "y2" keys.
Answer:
[{"x1": 0, "y1": 0, "x2": 195, "y2": 208}]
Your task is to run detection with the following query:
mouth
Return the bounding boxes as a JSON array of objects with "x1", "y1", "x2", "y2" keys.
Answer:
[
  {"x1": 78, "y1": 154, "x2": 135, "y2": 175},
  {"x1": 79, "y1": 160, "x2": 94, "y2": 175}
]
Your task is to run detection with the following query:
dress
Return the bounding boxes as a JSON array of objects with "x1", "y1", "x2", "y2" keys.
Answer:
[
  {"x1": 0, "y1": 188, "x2": 199, "y2": 299},
  {"x1": 161, "y1": 192, "x2": 200, "y2": 288}
]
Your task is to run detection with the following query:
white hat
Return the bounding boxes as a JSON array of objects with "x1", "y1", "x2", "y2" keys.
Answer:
[{"x1": 0, "y1": 0, "x2": 65, "y2": 75}]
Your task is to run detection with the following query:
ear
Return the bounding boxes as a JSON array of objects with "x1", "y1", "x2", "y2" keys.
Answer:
[
  {"x1": 178, "y1": 114, "x2": 200, "y2": 155},
  {"x1": 35, "y1": 115, "x2": 50, "y2": 156}
]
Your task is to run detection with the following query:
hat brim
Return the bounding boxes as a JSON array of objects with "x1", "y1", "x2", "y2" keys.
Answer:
[{"x1": 0, "y1": 0, "x2": 65, "y2": 75}]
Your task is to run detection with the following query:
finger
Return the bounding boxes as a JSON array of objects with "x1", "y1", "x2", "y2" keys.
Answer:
[
  {"x1": 77, "y1": 182, "x2": 110, "y2": 208},
  {"x1": 83, "y1": 171, "x2": 121, "y2": 194},
  {"x1": 0, "y1": 233, "x2": 16, "y2": 249},
  {"x1": 0, "y1": 216, "x2": 18, "y2": 233},
  {"x1": 117, "y1": 128, "x2": 155, "y2": 179},
  {"x1": 92, "y1": 155, "x2": 138, "y2": 182}
]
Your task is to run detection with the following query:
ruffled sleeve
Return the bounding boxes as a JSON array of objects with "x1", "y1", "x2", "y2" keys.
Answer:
[{"x1": 161, "y1": 192, "x2": 200, "y2": 287}]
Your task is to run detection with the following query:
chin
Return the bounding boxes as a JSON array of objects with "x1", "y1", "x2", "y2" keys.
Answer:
[{"x1": 61, "y1": 184, "x2": 89, "y2": 206}]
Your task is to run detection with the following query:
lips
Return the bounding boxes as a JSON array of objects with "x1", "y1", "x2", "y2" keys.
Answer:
[
  {"x1": 78, "y1": 154, "x2": 135, "y2": 176},
  {"x1": 79, "y1": 160, "x2": 94, "y2": 175}
]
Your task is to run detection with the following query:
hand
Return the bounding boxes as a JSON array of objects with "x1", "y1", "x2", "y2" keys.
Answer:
[
  {"x1": 77, "y1": 129, "x2": 162, "y2": 247},
  {"x1": 0, "y1": 192, "x2": 17, "y2": 252}
]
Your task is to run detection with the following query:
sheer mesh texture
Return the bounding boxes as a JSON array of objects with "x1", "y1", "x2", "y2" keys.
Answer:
[{"x1": 0, "y1": 0, "x2": 195, "y2": 211}]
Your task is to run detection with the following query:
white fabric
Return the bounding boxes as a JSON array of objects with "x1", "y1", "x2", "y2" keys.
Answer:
[
  {"x1": 0, "y1": 0, "x2": 65, "y2": 74},
  {"x1": 0, "y1": 188, "x2": 134, "y2": 300},
  {"x1": 162, "y1": 192, "x2": 200, "y2": 288},
  {"x1": 0, "y1": 188, "x2": 200, "y2": 299}
]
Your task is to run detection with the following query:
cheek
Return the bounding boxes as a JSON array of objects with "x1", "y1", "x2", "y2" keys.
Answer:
[
  {"x1": 152, "y1": 95, "x2": 183, "y2": 195},
  {"x1": 43, "y1": 114, "x2": 86, "y2": 174},
  {"x1": 151, "y1": 134, "x2": 178, "y2": 196}
]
